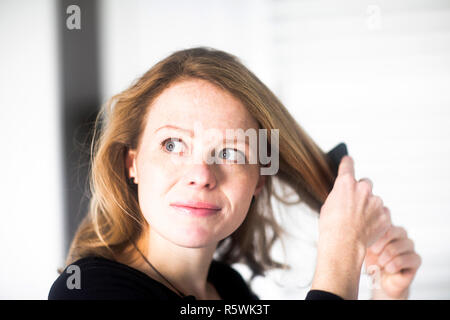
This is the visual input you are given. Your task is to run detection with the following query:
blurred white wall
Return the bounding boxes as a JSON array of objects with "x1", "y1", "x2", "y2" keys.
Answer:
[
  {"x1": 259, "y1": 0, "x2": 450, "y2": 300},
  {"x1": 0, "y1": 0, "x2": 64, "y2": 299},
  {"x1": 0, "y1": 0, "x2": 448, "y2": 299},
  {"x1": 99, "y1": 0, "x2": 450, "y2": 299}
]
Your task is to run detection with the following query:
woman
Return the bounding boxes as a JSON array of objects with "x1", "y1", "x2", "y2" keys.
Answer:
[{"x1": 49, "y1": 47, "x2": 421, "y2": 300}]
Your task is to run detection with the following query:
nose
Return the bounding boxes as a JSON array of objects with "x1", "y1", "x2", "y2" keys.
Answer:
[{"x1": 184, "y1": 162, "x2": 217, "y2": 190}]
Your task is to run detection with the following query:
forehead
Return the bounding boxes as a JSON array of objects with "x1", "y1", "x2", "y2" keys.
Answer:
[{"x1": 144, "y1": 79, "x2": 259, "y2": 133}]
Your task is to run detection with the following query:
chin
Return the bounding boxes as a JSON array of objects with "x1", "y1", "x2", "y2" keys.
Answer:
[
  {"x1": 169, "y1": 228, "x2": 218, "y2": 248},
  {"x1": 173, "y1": 239, "x2": 216, "y2": 249}
]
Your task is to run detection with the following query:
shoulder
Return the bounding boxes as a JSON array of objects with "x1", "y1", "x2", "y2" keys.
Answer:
[{"x1": 48, "y1": 256, "x2": 173, "y2": 300}]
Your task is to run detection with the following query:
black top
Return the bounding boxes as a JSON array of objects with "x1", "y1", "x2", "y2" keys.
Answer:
[{"x1": 48, "y1": 256, "x2": 342, "y2": 300}]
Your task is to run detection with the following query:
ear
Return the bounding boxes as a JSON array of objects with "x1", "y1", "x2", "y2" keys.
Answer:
[
  {"x1": 254, "y1": 175, "x2": 266, "y2": 197},
  {"x1": 125, "y1": 149, "x2": 138, "y2": 183}
]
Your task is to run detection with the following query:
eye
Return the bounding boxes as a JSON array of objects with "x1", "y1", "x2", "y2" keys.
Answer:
[
  {"x1": 218, "y1": 148, "x2": 246, "y2": 163},
  {"x1": 161, "y1": 137, "x2": 185, "y2": 154}
]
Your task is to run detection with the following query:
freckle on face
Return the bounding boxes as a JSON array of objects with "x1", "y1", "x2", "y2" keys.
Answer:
[{"x1": 134, "y1": 79, "x2": 262, "y2": 248}]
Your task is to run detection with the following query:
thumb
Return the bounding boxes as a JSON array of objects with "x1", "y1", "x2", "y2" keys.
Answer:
[{"x1": 337, "y1": 155, "x2": 355, "y2": 178}]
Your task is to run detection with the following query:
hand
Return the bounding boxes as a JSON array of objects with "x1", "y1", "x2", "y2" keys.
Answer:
[
  {"x1": 318, "y1": 155, "x2": 391, "y2": 250},
  {"x1": 311, "y1": 156, "x2": 392, "y2": 299},
  {"x1": 364, "y1": 225, "x2": 422, "y2": 299}
]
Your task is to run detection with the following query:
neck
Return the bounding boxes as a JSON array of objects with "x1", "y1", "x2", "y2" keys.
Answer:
[{"x1": 127, "y1": 230, "x2": 219, "y2": 299}]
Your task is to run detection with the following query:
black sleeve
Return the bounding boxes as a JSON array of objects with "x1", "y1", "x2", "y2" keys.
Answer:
[{"x1": 305, "y1": 290, "x2": 344, "y2": 300}]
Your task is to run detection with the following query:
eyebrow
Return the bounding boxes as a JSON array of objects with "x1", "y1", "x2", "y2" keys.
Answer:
[
  {"x1": 155, "y1": 125, "x2": 193, "y2": 136},
  {"x1": 154, "y1": 125, "x2": 250, "y2": 145}
]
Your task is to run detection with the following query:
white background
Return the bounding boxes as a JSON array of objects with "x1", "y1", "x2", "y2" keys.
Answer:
[
  {"x1": 0, "y1": 0, "x2": 63, "y2": 299},
  {"x1": 0, "y1": 0, "x2": 449, "y2": 299}
]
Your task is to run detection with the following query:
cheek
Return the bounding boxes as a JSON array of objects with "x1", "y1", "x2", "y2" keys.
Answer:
[
  {"x1": 224, "y1": 166, "x2": 259, "y2": 200},
  {"x1": 136, "y1": 158, "x2": 175, "y2": 216},
  {"x1": 135, "y1": 159, "x2": 215, "y2": 246},
  {"x1": 221, "y1": 171, "x2": 257, "y2": 225},
  {"x1": 134, "y1": 156, "x2": 260, "y2": 246}
]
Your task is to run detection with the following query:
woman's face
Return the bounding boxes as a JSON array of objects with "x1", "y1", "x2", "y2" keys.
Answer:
[{"x1": 126, "y1": 79, "x2": 265, "y2": 248}]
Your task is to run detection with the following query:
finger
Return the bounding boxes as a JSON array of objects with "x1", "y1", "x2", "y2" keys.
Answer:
[
  {"x1": 365, "y1": 199, "x2": 388, "y2": 230},
  {"x1": 363, "y1": 249, "x2": 380, "y2": 272},
  {"x1": 378, "y1": 238, "x2": 415, "y2": 268},
  {"x1": 358, "y1": 177, "x2": 373, "y2": 190},
  {"x1": 366, "y1": 195, "x2": 384, "y2": 215},
  {"x1": 384, "y1": 252, "x2": 422, "y2": 274},
  {"x1": 337, "y1": 155, "x2": 355, "y2": 178},
  {"x1": 382, "y1": 268, "x2": 418, "y2": 294},
  {"x1": 369, "y1": 225, "x2": 407, "y2": 255}
]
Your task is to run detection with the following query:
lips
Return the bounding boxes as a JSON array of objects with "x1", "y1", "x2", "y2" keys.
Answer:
[
  {"x1": 170, "y1": 201, "x2": 221, "y2": 217},
  {"x1": 170, "y1": 201, "x2": 221, "y2": 210}
]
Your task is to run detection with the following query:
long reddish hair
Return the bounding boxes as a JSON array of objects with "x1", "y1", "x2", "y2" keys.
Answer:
[{"x1": 64, "y1": 47, "x2": 336, "y2": 281}]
